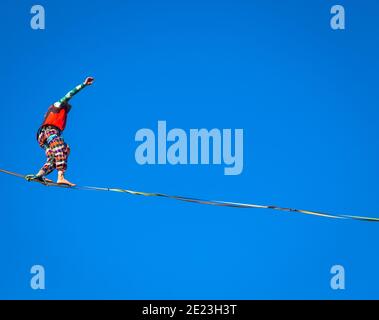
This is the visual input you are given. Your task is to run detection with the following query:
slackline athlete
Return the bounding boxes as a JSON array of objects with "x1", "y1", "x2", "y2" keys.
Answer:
[{"x1": 25, "y1": 77, "x2": 95, "y2": 186}]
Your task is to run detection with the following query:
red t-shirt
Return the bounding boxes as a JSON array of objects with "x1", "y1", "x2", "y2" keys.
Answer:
[{"x1": 41, "y1": 103, "x2": 71, "y2": 131}]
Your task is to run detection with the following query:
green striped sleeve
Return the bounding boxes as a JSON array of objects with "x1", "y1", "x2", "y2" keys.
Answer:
[{"x1": 54, "y1": 83, "x2": 86, "y2": 107}]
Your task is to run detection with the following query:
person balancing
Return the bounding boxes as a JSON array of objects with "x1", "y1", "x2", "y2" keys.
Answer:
[{"x1": 26, "y1": 77, "x2": 95, "y2": 186}]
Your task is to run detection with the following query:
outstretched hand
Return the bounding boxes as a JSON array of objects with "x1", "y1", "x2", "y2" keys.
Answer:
[{"x1": 84, "y1": 77, "x2": 95, "y2": 86}]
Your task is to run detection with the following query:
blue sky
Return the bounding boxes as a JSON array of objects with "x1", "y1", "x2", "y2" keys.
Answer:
[{"x1": 0, "y1": 0, "x2": 378, "y2": 299}]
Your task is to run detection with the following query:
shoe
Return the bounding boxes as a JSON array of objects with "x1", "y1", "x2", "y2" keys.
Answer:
[
  {"x1": 25, "y1": 174, "x2": 37, "y2": 182},
  {"x1": 25, "y1": 174, "x2": 50, "y2": 184}
]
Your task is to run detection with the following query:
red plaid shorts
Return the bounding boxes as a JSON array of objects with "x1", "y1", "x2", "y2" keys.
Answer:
[{"x1": 37, "y1": 126, "x2": 70, "y2": 173}]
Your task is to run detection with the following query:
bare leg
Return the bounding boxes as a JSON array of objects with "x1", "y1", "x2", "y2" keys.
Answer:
[
  {"x1": 35, "y1": 169, "x2": 53, "y2": 183},
  {"x1": 51, "y1": 139, "x2": 74, "y2": 186},
  {"x1": 36, "y1": 169, "x2": 46, "y2": 177},
  {"x1": 37, "y1": 147, "x2": 55, "y2": 181},
  {"x1": 57, "y1": 170, "x2": 76, "y2": 186}
]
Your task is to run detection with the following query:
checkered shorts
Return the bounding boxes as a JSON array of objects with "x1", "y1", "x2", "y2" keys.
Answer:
[{"x1": 37, "y1": 126, "x2": 70, "y2": 174}]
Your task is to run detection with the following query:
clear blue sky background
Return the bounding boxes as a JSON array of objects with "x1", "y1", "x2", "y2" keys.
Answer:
[{"x1": 0, "y1": 0, "x2": 378, "y2": 299}]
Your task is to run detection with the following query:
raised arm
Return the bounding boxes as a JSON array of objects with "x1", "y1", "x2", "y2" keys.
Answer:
[{"x1": 54, "y1": 77, "x2": 94, "y2": 108}]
